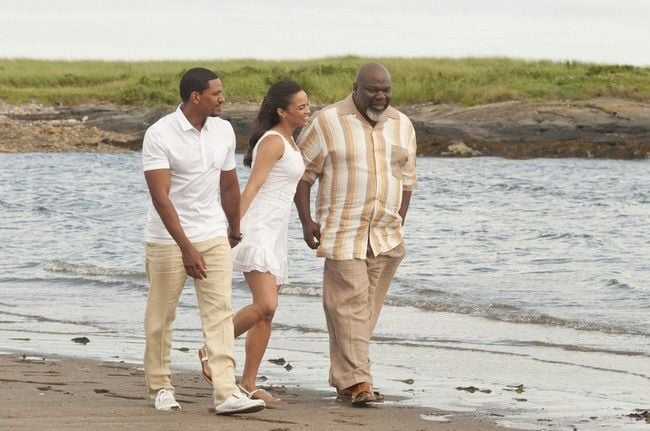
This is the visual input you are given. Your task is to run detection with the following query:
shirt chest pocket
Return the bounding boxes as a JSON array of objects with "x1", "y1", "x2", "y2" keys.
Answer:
[
  {"x1": 169, "y1": 146, "x2": 203, "y2": 174},
  {"x1": 390, "y1": 145, "x2": 409, "y2": 180},
  {"x1": 204, "y1": 136, "x2": 227, "y2": 170}
]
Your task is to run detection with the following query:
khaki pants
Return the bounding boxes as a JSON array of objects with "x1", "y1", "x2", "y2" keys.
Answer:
[
  {"x1": 144, "y1": 237, "x2": 237, "y2": 404},
  {"x1": 322, "y1": 242, "x2": 405, "y2": 390}
]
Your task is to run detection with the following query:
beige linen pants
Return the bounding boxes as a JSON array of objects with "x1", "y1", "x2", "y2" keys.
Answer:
[
  {"x1": 144, "y1": 237, "x2": 237, "y2": 404},
  {"x1": 322, "y1": 242, "x2": 405, "y2": 390}
]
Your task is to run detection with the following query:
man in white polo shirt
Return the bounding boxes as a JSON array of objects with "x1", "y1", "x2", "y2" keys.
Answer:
[{"x1": 142, "y1": 67, "x2": 264, "y2": 414}]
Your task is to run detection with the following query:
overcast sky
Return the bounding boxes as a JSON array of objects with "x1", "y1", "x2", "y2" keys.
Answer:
[{"x1": 1, "y1": 0, "x2": 648, "y2": 65}]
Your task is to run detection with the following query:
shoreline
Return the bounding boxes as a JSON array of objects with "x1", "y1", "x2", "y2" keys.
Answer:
[
  {"x1": 0, "y1": 353, "x2": 516, "y2": 431},
  {"x1": 1, "y1": 99, "x2": 648, "y2": 158},
  {"x1": 2, "y1": 150, "x2": 648, "y2": 429}
]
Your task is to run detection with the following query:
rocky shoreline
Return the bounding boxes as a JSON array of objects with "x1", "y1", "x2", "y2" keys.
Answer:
[{"x1": 1, "y1": 99, "x2": 649, "y2": 158}]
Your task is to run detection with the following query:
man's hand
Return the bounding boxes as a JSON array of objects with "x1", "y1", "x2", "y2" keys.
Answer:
[
  {"x1": 227, "y1": 230, "x2": 242, "y2": 248},
  {"x1": 181, "y1": 245, "x2": 208, "y2": 279},
  {"x1": 302, "y1": 220, "x2": 321, "y2": 250}
]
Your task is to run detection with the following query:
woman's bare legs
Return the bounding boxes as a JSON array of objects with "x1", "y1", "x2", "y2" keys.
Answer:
[
  {"x1": 235, "y1": 271, "x2": 278, "y2": 395},
  {"x1": 199, "y1": 271, "x2": 281, "y2": 402}
]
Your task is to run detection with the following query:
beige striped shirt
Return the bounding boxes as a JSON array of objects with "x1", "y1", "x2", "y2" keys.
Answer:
[{"x1": 297, "y1": 94, "x2": 417, "y2": 260}]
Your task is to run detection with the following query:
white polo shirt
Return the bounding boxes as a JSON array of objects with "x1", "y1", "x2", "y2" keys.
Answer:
[{"x1": 142, "y1": 106, "x2": 237, "y2": 244}]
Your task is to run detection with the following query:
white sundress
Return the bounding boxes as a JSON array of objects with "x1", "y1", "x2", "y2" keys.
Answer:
[{"x1": 232, "y1": 130, "x2": 305, "y2": 285}]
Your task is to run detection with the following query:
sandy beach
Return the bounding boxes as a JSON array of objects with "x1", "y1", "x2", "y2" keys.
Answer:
[{"x1": 0, "y1": 353, "x2": 516, "y2": 431}]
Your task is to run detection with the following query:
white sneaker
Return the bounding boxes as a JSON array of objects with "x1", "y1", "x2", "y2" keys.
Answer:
[
  {"x1": 154, "y1": 389, "x2": 181, "y2": 411},
  {"x1": 215, "y1": 392, "x2": 265, "y2": 415}
]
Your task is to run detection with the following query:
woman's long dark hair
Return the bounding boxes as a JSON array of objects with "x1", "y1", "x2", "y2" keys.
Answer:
[{"x1": 244, "y1": 79, "x2": 304, "y2": 167}]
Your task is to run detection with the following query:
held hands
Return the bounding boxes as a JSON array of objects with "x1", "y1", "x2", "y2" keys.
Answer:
[
  {"x1": 181, "y1": 245, "x2": 208, "y2": 279},
  {"x1": 302, "y1": 220, "x2": 321, "y2": 250},
  {"x1": 227, "y1": 227, "x2": 243, "y2": 249}
]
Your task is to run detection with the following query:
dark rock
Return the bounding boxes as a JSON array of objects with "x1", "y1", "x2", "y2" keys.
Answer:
[
  {"x1": 268, "y1": 357, "x2": 286, "y2": 366},
  {"x1": 71, "y1": 336, "x2": 90, "y2": 345},
  {"x1": 401, "y1": 98, "x2": 650, "y2": 159},
  {"x1": 2, "y1": 99, "x2": 648, "y2": 158}
]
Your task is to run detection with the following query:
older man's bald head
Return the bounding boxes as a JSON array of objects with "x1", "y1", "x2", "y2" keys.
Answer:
[
  {"x1": 353, "y1": 63, "x2": 392, "y2": 124},
  {"x1": 355, "y1": 63, "x2": 391, "y2": 85}
]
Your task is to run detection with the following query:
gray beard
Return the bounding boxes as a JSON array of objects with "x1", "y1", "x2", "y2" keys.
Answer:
[{"x1": 366, "y1": 108, "x2": 384, "y2": 122}]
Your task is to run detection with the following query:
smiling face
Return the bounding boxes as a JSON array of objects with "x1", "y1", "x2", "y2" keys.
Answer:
[
  {"x1": 278, "y1": 90, "x2": 311, "y2": 128},
  {"x1": 353, "y1": 64, "x2": 392, "y2": 123},
  {"x1": 195, "y1": 78, "x2": 225, "y2": 117}
]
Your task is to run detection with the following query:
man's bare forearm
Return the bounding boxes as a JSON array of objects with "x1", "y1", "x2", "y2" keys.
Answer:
[
  {"x1": 152, "y1": 197, "x2": 193, "y2": 250},
  {"x1": 294, "y1": 180, "x2": 313, "y2": 225},
  {"x1": 220, "y1": 170, "x2": 241, "y2": 235},
  {"x1": 399, "y1": 190, "x2": 412, "y2": 225}
]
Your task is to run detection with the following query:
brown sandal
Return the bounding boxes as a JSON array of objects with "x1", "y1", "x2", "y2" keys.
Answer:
[
  {"x1": 338, "y1": 382, "x2": 377, "y2": 406},
  {"x1": 337, "y1": 384, "x2": 384, "y2": 403},
  {"x1": 197, "y1": 346, "x2": 212, "y2": 385}
]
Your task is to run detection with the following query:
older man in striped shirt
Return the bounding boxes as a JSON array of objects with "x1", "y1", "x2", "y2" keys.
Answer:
[{"x1": 294, "y1": 63, "x2": 417, "y2": 405}]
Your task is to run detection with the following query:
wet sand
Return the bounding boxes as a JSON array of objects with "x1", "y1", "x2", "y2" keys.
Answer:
[{"x1": 0, "y1": 353, "x2": 517, "y2": 431}]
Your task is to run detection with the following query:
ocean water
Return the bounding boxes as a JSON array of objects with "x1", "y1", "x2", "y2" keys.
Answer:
[{"x1": 0, "y1": 153, "x2": 648, "y2": 430}]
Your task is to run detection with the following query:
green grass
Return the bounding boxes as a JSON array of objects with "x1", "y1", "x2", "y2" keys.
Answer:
[{"x1": 0, "y1": 57, "x2": 649, "y2": 107}]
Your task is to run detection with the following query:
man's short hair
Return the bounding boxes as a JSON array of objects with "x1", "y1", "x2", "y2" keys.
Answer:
[{"x1": 179, "y1": 67, "x2": 219, "y2": 102}]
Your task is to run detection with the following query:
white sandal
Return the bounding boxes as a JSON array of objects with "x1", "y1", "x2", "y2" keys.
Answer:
[{"x1": 238, "y1": 384, "x2": 281, "y2": 405}]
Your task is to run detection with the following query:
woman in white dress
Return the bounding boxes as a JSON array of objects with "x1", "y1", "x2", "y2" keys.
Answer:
[{"x1": 198, "y1": 79, "x2": 309, "y2": 405}]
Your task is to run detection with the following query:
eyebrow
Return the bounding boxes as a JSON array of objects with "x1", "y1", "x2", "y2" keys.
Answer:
[{"x1": 366, "y1": 85, "x2": 391, "y2": 91}]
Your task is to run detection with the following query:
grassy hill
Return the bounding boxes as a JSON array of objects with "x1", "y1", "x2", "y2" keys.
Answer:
[{"x1": 1, "y1": 56, "x2": 649, "y2": 107}]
